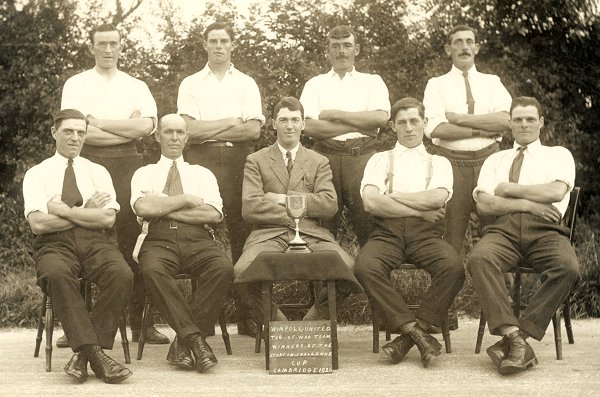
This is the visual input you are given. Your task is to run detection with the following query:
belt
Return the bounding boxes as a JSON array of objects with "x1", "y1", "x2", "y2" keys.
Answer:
[
  {"x1": 314, "y1": 137, "x2": 378, "y2": 156},
  {"x1": 434, "y1": 143, "x2": 498, "y2": 167},
  {"x1": 192, "y1": 141, "x2": 255, "y2": 148}
]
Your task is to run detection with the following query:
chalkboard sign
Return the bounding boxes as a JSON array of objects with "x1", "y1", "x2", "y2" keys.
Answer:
[{"x1": 269, "y1": 320, "x2": 332, "y2": 374}]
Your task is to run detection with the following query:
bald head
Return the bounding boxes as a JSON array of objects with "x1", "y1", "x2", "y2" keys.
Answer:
[
  {"x1": 159, "y1": 114, "x2": 187, "y2": 132},
  {"x1": 156, "y1": 114, "x2": 189, "y2": 159}
]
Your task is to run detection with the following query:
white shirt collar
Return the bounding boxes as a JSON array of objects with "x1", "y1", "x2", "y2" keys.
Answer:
[
  {"x1": 451, "y1": 64, "x2": 477, "y2": 76},
  {"x1": 199, "y1": 63, "x2": 236, "y2": 79},
  {"x1": 52, "y1": 152, "x2": 81, "y2": 165},
  {"x1": 276, "y1": 142, "x2": 300, "y2": 161},
  {"x1": 326, "y1": 67, "x2": 357, "y2": 80},
  {"x1": 394, "y1": 142, "x2": 428, "y2": 156},
  {"x1": 513, "y1": 139, "x2": 542, "y2": 153},
  {"x1": 158, "y1": 155, "x2": 185, "y2": 166}
]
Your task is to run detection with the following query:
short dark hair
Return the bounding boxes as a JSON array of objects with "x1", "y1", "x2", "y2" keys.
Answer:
[
  {"x1": 53, "y1": 109, "x2": 89, "y2": 130},
  {"x1": 447, "y1": 24, "x2": 477, "y2": 44},
  {"x1": 327, "y1": 25, "x2": 358, "y2": 44},
  {"x1": 204, "y1": 22, "x2": 235, "y2": 41},
  {"x1": 272, "y1": 97, "x2": 304, "y2": 120},
  {"x1": 89, "y1": 23, "x2": 121, "y2": 44},
  {"x1": 390, "y1": 97, "x2": 425, "y2": 121},
  {"x1": 510, "y1": 96, "x2": 543, "y2": 118}
]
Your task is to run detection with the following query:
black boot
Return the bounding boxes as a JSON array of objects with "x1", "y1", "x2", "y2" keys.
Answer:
[
  {"x1": 381, "y1": 333, "x2": 415, "y2": 364},
  {"x1": 167, "y1": 336, "x2": 194, "y2": 370},
  {"x1": 185, "y1": 333, "x2": 218, "y2": 373},
  {"x1": 408, "y1": 325, "x2": 442, "y2": 368},
  {"x1": 486, "y1": 336, "x2": 510, "y2": 368},
  {"x1": 64, "y1": 352, "x2": 88, "y2": 383},
  {"x1": 85, "y1": 345, "x2": 132, "y2": 384},
  {"x1": 498, "y1": 331, "x2": 538, "y2": 375}
]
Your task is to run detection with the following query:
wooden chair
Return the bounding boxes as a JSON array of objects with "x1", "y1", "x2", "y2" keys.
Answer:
[
  {"x1": 475, "y1": 187, "x2": 581, "y2": 360},
  {"x1": 34, "y1": 278, "x2": 130, "y2": 372},
  {"x1": 371, "y1": 264, "x2": 453, "y2": 354},
  {"x1": 136, "y1": 273, "x2": 232, "y2": 360}
]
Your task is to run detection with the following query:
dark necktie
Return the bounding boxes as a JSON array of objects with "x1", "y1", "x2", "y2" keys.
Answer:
[
  {"x1": 463, "y1": 71, "x2": 475, "y2": 114},
  {"x1": 286, "y1": 151, "x2": 293, "y2": 176},
  {"x1": 162, "y1": 161, "x2": 184, "y2": 196},
  {"x1": 509, "y1": 146, "x2": 527, "y2": 183},
  {"x1": 61, "y1": 158, "x2": 83, "y2": 207}
]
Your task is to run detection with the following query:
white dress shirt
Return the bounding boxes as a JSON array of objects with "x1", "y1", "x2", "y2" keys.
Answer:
[
  {"x1": 130, "y1": 155, "x2": 224, "y2": 220},
  {"x1": 300, "y1": 68, "x2": 391, "y2": 141},
  {"x1": 177, "y1": 63, "x2": 265, "y2": 125},
  {"x1": 360, "y1": 142, "x2": 453, "y2": 200},
  {"x1": 473, "y1": 139, "x2": 575, "y2": 216},
  {"x1": 23, "y1": 153, "x2": 119, "y2": 218},
  {"x1": 61, "y1": 68, "x2": 157, "y2": 129},
  {"x1": 423, "y1": 65, "x2": 512, "y2": 151},
  {"x1": 276, "y1": 142, "x2": 300, "y2": 166}
]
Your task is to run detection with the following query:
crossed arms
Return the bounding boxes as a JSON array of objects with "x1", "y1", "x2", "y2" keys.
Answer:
[
  {"x1": 181, "y1": 115, "x2": 261, "y2": 143},
  {"x1": 84, "y1": 110, "x2": 155, "y2": 146},
  {"x1": 303, "y1": 109, "x2": 388, "y2": 140},
  {"x1": 362, "y1": 186, "x2": 449, "y2": 222},
  {"x1": 430, "y1": 111, "x2": 510, "y2": 140},
  {"x1": 133, "y1": 193, "x2": 221, "y2": 225},
  {"x1": 27, "y1": 192, "x2": 116, "y2": 235}
]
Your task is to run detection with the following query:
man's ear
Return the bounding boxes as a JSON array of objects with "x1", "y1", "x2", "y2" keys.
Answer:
[
  {"x1": 154, "y1": 131, "x2": 161, "y2": 143},
  {"x1": 272, "y1": 119, "x2": 277, "y2": 130},
  {"x1": 444, "y1": 43, "x2": 452, "y2": 57},
  {"x1": 388, "y1": 120, "x2": 396, "y2": 132},
  {"x1": 354, "y1": 43, "x2": 360, "y2": 56},
  {"x1": 539, "y1": 116, "x2": 544, "y2": 129},
  {"x1": 51, "y1": 126, "x2": 57, "y2": 140}
]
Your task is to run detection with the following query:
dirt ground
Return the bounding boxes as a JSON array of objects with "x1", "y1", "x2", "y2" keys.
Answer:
[{"x1": 1, "y1": 318, "x2": 599, "y2": 396}]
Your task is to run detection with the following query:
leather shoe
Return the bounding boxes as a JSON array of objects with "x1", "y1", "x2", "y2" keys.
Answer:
[
  {"x1": 408, "y1": 324, "x2": 442, "y2": 368},
  {"x1": 56, "y1": 333, "x2": 70, "y2": 348},
  {"x1": 486, "y1": 336, "x2": 510, "y2": 368},
  {"x1": 64, "y1": 352, "x2": 88, "y2": 383},
  {"x1": 132, "y1": 326, "x2": 170, "y2": 344},
  {"x1": 237, "y1": 318, "x2": 258, "y2": 338},
  {"x1": 498, "y1": 331, "x2": 538, "y2": 375},
  {"x1": 85, "y1": 345, "x2": 132, "y2": 384},
  {"x1": 167, "y1": 336, "x2": 194, "y2": 370},
  {"x1": 185, "y1": 333, "x2": 218, "y2": 373},
  {"x1": 381, "y1": 334, "x2": 415, "y2": 364}
]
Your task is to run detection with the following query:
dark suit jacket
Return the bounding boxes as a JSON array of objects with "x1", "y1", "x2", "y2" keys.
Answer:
[{"x1": 242, "y1": 143, "x2": 337, "y2": 247}]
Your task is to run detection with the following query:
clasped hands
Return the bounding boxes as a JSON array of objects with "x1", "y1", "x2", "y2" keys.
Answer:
[{"x1": 494, "y1": 183, "x2": 562, "y2": 223}]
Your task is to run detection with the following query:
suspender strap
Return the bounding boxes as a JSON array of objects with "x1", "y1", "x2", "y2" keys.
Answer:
[{"x1": 385, "y1": 150, "x2": 433, "y2": 194}]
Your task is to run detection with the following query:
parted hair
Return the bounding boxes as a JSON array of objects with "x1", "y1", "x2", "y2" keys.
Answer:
[
  {"x1": 53, "y1": 109, "x2": 89, "y2": 129},
  {"x1": 390, "y1": 97, "x2": 425, "y2": 121},
  {"x1": 272, "y1": 97, "x2": 304, "y2": 119},
  {"x1": 89, "y1": 23, "x2": 121, "y2": 43},
  {"x1": 327, "y1": 25, "x2": 358, "y2": 44},
  {"x1": 510, "y1": 96, "x2": 543, "y2": 117},
  {"x1": 447, "y1": 24, "x2": 477, "y2": 43},
  {"x1": 204, "y1": 22, "x2": 235, "y2": 41}
]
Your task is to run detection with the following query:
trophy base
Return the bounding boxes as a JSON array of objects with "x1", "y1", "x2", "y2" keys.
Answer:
[{"x1": 285, "y1": 243, "x2": 312, "y2": 253}]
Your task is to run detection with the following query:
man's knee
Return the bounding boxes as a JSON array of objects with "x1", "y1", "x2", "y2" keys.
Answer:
[{"x1": 354, "y1": 253, "x2": 384, "y2": 283}]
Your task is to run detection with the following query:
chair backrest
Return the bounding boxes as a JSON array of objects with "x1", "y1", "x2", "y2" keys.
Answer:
[{"x1": 563, "y1": 187, "x2": 581, "y2": 244}]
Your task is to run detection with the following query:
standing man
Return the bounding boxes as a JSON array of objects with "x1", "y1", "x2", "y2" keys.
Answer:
[
  {"x1": 177, "y1": 21, "x2": 265, "y2": 337},
  {"x1": 61, "y1": 23, "x2": 167, "y2": 344},
  {"x1": 131, "y1": 114, "x2": 233, "y2": 373},
  {"x1": 423, "y1": 24, "x2": 512, "y2": 255},
  {"x1": 354, "y1": 98, "x2": 464, "y2": 368},
  {"x1": 23, "y1": 109, "x2": 133, "y2": 383},
  {"x1": 468, "y1": 97, "x2": 579, "y2": 375},
  {"x1": 235, "y1": 97, "x2": 354, "y2": 322},
  {"x1": 300, "y1": 25, "x2": 390, "y2": 247}
]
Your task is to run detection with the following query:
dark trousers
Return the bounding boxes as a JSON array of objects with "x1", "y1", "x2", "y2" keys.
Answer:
[
  {"x1": 436, "y1": 144, "x2": 498, "y2": 254},
  {"x1": 81, "y1": 152, "x2": 145, "y2": 329},
  {"x1": 314, "y1": 138, "x2": 376, "y2": 247},
  {"x1": 139, "y1": 220, "x2": 233, "y2": 339},
  {"x1": 354, "y1": 217, "x2": 464, "y2": 331},
  {"x1": 186, "y1": 143, "x2": 253, "y2": 324},
  {"x1": 34, "y1": 227, "x2": 133, "y2": 352},
  {"x1": 468, "y1": 213, "x2": 579, "y2": 341}
]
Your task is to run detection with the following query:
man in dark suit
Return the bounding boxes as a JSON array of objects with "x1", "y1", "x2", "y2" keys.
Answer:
[{"x1": 235, "y1": 97, "x2": 354, "y2": 321}]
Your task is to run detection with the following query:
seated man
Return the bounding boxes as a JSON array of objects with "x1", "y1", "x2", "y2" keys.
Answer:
[
  {"x1": 468, "y1": 96, "x2": 579, "y2": 375},
  {"x1": 23, "y1": 109, "x2": 133, "y2": 384},
  {"x1": 235, "y1": 97, "x2": 354, "y2": 321},
  {"x1": 131, "y1": 114, "x2": 233, "y2": 373},
  {"x1": 354, "y1": 98, "x2": 464, "y2": 368}
]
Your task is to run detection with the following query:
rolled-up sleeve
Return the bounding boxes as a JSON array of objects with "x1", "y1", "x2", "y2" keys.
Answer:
[
  {"x1": 423, "y1": 77, "x2": 447, "y2": 138},
  {"x1": 177, "y1": 77, "x2": 199, "y2": 120},
  {"x1": 360, "y1": 152, "x2": 388, "y2": 197}
]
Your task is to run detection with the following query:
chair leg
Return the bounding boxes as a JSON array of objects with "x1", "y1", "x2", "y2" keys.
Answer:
[
  {"x1": 120, "y1": 309, "x2": 131, "y2": 364},
  {"x1": 441, "y1": 311, "x2": 452, "y2": 354},
  {"x1": 136, "y1": 296, "x2": 151, "y2": 360},
  {"x1": 475, "y1": 310, "x2": 486, "y2": 354},
  {"x1": 218, "y1": 311, "x2": 232, "y2": 355},
  {"x1": 34, "y1": 293, "x2": 47, "y2": 358},
  {"x1": 371, "y1": 300, "x2": 379, "y2": 353},
  {"x1": 552, "y1": 311, "x2": 563, "y2": 360},
  {"x1": 254, "y1": 323, "x2": 262, "y2": 353},
  {"x1": 563, "y1": 297, "x2": 575, "y2": 344},
  {"x1": 385, "y1": 327, "x2": 391, "y2": 341},
  {"x1": 45, "y1": 295, "x2": 54, "y2": 372}
]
